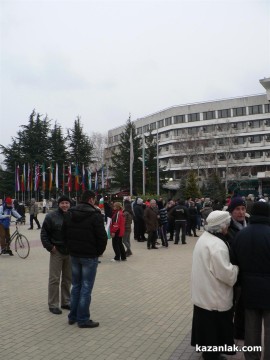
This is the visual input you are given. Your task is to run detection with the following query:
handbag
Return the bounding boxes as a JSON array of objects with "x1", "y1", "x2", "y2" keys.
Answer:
[{"x1": 110, "y1": 212, "x2": 120, "y2": 234}]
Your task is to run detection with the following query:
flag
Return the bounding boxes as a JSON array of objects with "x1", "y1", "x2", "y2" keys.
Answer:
[
  {"x1": 75, "y1": 164, "x2": 80, "y2": 191},
  {"x1": 94, "y1": 168, "x2": 98, "y2": 191},
  {"x1": 62, "y1": 163, "x2": 65, "y2": 194},
  {"x1": 27, "y1": 163, "x2": 32, "y2": 191},
  {"x1": 55, "y1": 163, "x2": 59, "y2": 189},
  {"x1": 82, "y1": 164, "x2": 85, "y2": 191},
  {"x1": 49, "y1": 163, "x2": 54, "y2": 192},
  {"x1": 16, "y1": 164, "x2": 20, "y2": 191},
  {"x1": 88, "y1": 168, "x2": 92, "y2": 190},
  {"x1": 101, "y1": 165, "x2": 104, "y2": 189},
  {"x1": 129, "y1": 130, "x2": 134, "y2": 195},
  {"x1": 21, "y1": 164, "x2": 25, "y2": 192},
  {"x1": 34, "y1": 164, "x2": 40, "y2": 191},
  {"x1": 42, "y1": 163, "x2": 46, "y2": 191},
  {"x1": 68, "y1": 164, "x2": 72, "y2": 192},
  {"x1": 106, "y1": 166, "x2": 109, "y2": 189}
]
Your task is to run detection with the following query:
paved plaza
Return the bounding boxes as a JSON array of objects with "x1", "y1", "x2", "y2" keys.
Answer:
[{"x1": 1, "y1": 213, "x2": 245, "y2": 360}]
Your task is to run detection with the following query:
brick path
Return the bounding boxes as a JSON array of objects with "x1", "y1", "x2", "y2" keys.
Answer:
[{"x1": 1, "y1": 213, "x2": 245, "y2": 360}]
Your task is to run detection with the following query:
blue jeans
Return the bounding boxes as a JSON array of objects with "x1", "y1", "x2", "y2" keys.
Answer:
[{"x1": 69, "y1": 257, "x2": 98, "y2": 325}]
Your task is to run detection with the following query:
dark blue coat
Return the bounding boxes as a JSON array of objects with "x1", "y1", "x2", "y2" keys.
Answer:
[{"x1": 231, "y1": 215, "x2": 270, "y2": 309}]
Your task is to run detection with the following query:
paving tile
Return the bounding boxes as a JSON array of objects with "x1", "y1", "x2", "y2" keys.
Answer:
[{"x1": 1, "y1": 216, "x2": 251, "y2": 360}]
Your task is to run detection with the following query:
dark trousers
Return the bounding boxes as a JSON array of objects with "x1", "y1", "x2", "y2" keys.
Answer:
[
  {"x1": 174, "y1": 220, "x2": 187, "y2": 244},
  {"x1": 112, "y1": 235, "x2": 126, "y2": 261},
  {"x1": 160, "y1": 224, "x2": 168, "y2": 246},
  {"x1": 245, "y1": 308, "x2": 270, "y2": 360},
  {"x1": 137, "y1": 219, "x2": 146, "y2": 241},
  {"x1": 168, "y1": 219, "x2": 175, "y2": 240},
  {"x1": 233, "y1": 286, "x2": 245, "y2": 339},
  {"x1": 30, "y1": 214, "x2": 41, "y2": 229},
  {"x1": 147, "y1": 230, "x2": 157, "y2": 248}
]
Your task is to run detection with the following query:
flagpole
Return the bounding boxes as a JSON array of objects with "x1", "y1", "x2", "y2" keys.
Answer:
[
  {"x1": 129, "y1": 128, "x2": 134, "y2": 197},
  {"x1": 156, "y1": 128, "x2": 160, "y2": 196},
  {"x1": 142, "y1": 134, "x2": 146, "y2": 196},
  {"x1": 14, "y1": 162, "x2": 16, "y2": 199}
]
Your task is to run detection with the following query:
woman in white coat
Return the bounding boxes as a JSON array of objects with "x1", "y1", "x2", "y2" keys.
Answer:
[{"x1": 191, "y1": 211, "x2": 239, "y2": 360}]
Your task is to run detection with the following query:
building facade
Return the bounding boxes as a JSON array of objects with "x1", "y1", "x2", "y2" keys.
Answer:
[{"x1": 106, "y1": 78, "x2": 270, "y2": 196}]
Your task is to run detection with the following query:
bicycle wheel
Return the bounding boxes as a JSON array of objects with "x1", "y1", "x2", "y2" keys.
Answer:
[{"x1": 15, "y1": 234, "x2": 30, "y2": 259}]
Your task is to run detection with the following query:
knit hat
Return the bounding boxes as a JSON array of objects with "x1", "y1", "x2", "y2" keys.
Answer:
[
  {"x1": 137, "y1": 198, "x2": 143, "y2": 205},
  {"x1": 5, "y1": 197, "x2": 13, "y2": 206},
  {"x1": 251, "y1": 202, "x2": 270, "y2": 217},
  {"x1": 206, "y1": 210, "x2": 231, "y2": 227},
  {"x1": 57, "y1": 195, "x2": 71, "y2": 205},
  {"x1": 227, "y1": 197, "x2": 246, "y2": 213}
]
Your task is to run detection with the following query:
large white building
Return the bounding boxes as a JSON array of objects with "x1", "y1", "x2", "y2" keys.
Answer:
[{"x1": 106, "y1": 78, "x2": 270, "y2": 196}]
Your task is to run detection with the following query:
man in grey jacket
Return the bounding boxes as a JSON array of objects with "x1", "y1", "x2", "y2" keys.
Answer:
[{"x1": 41, "y1": 195, "x2": 72, "y2": 315}]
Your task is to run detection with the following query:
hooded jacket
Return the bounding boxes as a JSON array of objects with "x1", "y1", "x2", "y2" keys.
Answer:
[
  {"x1": 64, "y1": 202, "x2": 107, "y2": 258},
  {"x1": 231, "y1": 215, "x2": 270, "y2": 309}
]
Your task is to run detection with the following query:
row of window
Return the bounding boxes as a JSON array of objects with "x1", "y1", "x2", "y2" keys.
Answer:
[
  {"x1": 159, "y1": 134, "x2": 270, "y2": 152},
  {"x1": 134, "y1": 104, "x2": 270, "y2": 135},
  {"x1": 163, "y1": 119, "x2": 270, "y2": 138},
  {"x1": 108, "y1": 108, "x2": 270, "y2": 144},
  {"x1": 171, "y1": 151, "x2": 269, "y2": 164}
]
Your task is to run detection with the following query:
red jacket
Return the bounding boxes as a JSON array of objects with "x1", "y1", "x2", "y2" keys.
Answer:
[{"x1": 110, "y1": 209, "x2": 125, "y2": 237}]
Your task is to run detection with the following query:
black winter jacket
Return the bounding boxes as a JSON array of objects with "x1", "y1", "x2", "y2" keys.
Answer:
[
  {"x1": 63, "y1": 202, "x2": 107, "y2": 258},
  {"x1": 170, "y1": 205, "x2": 189, "y2": 221},
  {"x1": 231, "y1": 215, "x2": 270, "y2": 309},
  {"x1": 41, "y1": 208, "x2": 69, "y2": 254}
]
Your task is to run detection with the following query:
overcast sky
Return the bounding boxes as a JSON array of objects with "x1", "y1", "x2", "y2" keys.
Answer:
[{"x1": 1, "y1": 0, "x2": 269, "y2": 151}]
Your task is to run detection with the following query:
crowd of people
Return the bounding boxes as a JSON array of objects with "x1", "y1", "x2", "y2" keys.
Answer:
[{"x1": 0, "y1": 192, "x2": 269, "y2": 359}]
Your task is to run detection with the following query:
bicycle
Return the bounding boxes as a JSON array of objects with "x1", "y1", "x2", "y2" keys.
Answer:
[{"x1": 7, "y1": 221, "x2": 30, "y2": 259}]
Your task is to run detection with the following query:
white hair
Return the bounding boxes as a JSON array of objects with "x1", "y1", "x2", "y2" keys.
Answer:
[{"x1": 204, "y1": 217, "x2": 231, "y2": 233}]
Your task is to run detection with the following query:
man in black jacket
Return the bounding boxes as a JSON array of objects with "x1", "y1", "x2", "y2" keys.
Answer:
[
  {"x1": 64, "y1": 190, "x2": 107, "y2": 328},
  {"x1": 41, "y1": 195, "x2": 72, "y2": 315},
  {"x1": 170, "y1": 200, "x2": 189, "y2": 244},
  {"x1": 231, "y1": 202, "x2": 270, "y2": 360}
]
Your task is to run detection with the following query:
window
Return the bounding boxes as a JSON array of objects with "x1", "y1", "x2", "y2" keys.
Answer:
[
  {"x1": 174, "y1": 115, "x2": 185, "y2": 124},
  {"x1": 165, "y1": 117, "x2": 172, "y2": 126},
  {"x1": 203, "y1": 111, "x2": 215, "y2": 120},
  {"x1": 217, "y1": 138, "x2": 225, "y2": 145},
  {"x1": 174, "y1": 143, "x2": 181, "y2": 150},
  {"x1": 233, "y1": 152, "x2": 245, "y2": 160},
  {"x1": 218, "y1": 109, "x2": 231, "y2": 118},
  {"x1": 163, "y1": 131, "x2": 170, "y2": 138},
  {"x1": 113, "y1": 135, "x2": 119, "y2": 142},
  {"x1": 187, "y1": 127, "x2": 198, "y2": 135},
  {"x1": 265, "y1": 104, "x2": 270, "y2": 113},
  {"x1": 248, "y1": 105, "x2": 263, "y2": 115},
  {"x1": 143, "y1": 125, "x2": 149, "y2": 133},
  {"x1": 250, "y1": 151, "x2": 263, "y2": 159},
  {"x1": 150, "y1": 122, "x2": 156, "y2": 130},
  {"x1": 137, "y1": 127, "x2": 142, "y2": 135},
  {"x1": 174, "y1": 157, "x2": 183, "y2": 164},
  {"x1": 165, "y1": 145, "x2": 169, "y2": 151},
  {"x1": 217, "y1": 154, "x2": 226, "y2": 161},
  {"x1": 248, "y1": 120, "x2": 261, "y2": 128},
  {"x1": 108, "y1": 137, "x2": 113, "y2": 144},
  {"x1": 174, "y1": 129, "x2": 182, "y2": 136},
  {"x1": 236, "y1": 137, "x2": 246, "y2": 145},
  {"x1": 202, "y1": 125, "x2": 214, "y2": 133},
  {"x1": 233, "y1": 107, "x2": 247, "y2": 117},
  {"x1": 249, "y1": 135, "x2": 262, "y2": 143},
  {"x1": 158, "y1": 119, "x2": 164, "y2": 128},
  {"x1": 265, "y1": 119, "x2": 270, "y2": 127},
  {"x1": 188, "y1": 113, "x2": 200, "y2": 122}
]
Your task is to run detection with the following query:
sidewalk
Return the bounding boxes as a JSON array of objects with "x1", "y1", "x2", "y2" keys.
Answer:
[{"x1": 1, "y1": 213, "x2": 245, "y2": 360}]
